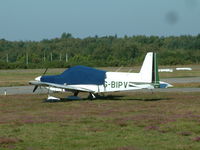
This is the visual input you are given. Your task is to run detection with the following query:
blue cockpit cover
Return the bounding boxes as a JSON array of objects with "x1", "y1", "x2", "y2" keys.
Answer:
[{"x1": 41, "y1": 65, "x2": 106, "y2": 85}]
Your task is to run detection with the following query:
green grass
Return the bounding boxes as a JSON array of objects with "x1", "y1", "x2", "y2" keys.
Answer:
[
  {"x1": 0, "y1": 68, "x2": 65, "y2": 87},
  {"x1": 1, "y1": 92, "x2": 200, "y2": 149}
]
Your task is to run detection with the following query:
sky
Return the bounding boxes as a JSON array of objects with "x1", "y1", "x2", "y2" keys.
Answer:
[{"x1": 0, "y1": 0, "x2": 200, "y2": 41}]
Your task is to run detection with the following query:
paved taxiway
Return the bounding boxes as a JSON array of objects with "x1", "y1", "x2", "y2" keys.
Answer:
[
  {"x1": 0, "y1": 77, "x2": 200, "y2": 95},
  {"x1": 0, "y1": 86, "x2": 49, "y2": 95},
  {"x1": 162, "y1": 77, "x2": 200, "y2": 83}
]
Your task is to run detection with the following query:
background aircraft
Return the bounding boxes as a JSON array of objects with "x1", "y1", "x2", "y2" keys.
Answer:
[{"x1": 29, "y1": 52, "x2": 172, "y2": 100}]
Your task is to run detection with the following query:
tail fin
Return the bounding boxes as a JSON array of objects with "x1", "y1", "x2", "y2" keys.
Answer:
[{"x1": 139, "y1": 52, "x2": 160, "y2": 86}]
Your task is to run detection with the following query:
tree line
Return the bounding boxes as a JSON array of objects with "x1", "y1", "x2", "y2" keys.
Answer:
[{"x1": 0, "y1": 33, "x2": 200, "y2": 69}]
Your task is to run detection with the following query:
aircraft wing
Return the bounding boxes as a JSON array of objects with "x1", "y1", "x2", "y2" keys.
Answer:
[{"x1": 29, "y1": 81, "x2": 95, "y2": 92}]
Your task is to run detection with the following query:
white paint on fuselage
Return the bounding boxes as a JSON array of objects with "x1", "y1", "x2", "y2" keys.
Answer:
[{"x1": 102, "y1": 72, "x2": 152, "y2": 92}]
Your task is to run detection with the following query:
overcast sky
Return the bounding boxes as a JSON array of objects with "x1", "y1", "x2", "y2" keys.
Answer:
[{"x1": 0, "y1": 0, "x2": 200, "y2": 41}]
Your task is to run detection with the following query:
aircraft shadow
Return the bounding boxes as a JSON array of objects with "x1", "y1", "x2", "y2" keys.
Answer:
[
  {"x1": 95, "y1": 95, "x2": 172, "y2": 101},
  {"x1": 43, "y1": 94, "x2": 172, "y2": 102}
]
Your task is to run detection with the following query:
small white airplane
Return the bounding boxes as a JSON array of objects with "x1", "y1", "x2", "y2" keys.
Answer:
[{"x1": 29, "y1": 52, "x2": 172, "y2": 100}]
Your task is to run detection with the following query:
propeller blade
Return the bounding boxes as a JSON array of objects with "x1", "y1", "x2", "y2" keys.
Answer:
[
  {"x1": 43, "y1": 68, "x2": 48, "y2": 76},
  {"x1": 33, "y1": 85, "x2": 38, "y2": 92}
]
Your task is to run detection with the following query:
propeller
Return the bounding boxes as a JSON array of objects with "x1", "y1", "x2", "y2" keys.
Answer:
[
  {"x1": 33, "y1": 85, "x2": 38, "y2": 92},
  {"x1": 33, "y1": 68, "x2": 48, "y2": 93},
  {"x1": 43, "y1": 68, "x2": 48, "y2": 76}
]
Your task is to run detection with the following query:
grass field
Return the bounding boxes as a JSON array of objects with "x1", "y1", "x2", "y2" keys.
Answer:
[
  {"x1": 1, "y1": 92, "x2": 200, "y2": 150},
  {"x1": 0, "y1": 65, "x2": 200, "y2": 87},
  {"x1": 0, "y1": 69, "x2": 64, "y2": 87}
]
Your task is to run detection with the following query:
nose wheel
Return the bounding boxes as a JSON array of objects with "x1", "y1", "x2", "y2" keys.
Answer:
[
  {"x1": 47, "y1": 95, "x2": 60, "y2": 101},
  {"x1": 45, "y1": 86, "x2": 60, "y2": 102},
  {"x1": 88, "y1": 93, "x2": 96, "y2": 100}
]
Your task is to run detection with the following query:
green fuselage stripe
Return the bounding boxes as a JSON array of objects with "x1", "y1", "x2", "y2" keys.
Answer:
[
  {"x1": 152, "y1": 53, "x2": 160, "y2": 88},
  {"x1": 155, "y1": 53, "x2": 160, "y2": 83}
]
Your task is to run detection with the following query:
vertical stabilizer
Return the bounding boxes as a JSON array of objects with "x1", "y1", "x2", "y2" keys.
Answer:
[
  {"x1": 139, "y1": 52, "x2": 153, "y2": 83},
  {"x1": 139, "y1": 52, "x2": 160, "y2": 85}
]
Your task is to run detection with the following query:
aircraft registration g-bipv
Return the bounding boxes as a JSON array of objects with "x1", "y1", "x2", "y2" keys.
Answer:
[{"x1": 29, "y1": 52, "x2": 172, "y2": 101}]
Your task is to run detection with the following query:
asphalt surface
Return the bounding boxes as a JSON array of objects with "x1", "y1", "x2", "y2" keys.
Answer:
[
  {"x1": 162, "y1": 77, "x2": 200, "y2": 83},
  {"x1": 0, "y1": 86, "x2": 49, "y2": 95},
  {"x1": 0, "y1": 77, "x2": 200, "y2": 95}
]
